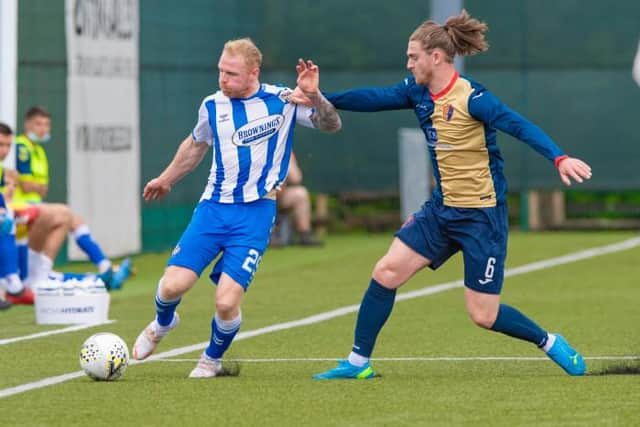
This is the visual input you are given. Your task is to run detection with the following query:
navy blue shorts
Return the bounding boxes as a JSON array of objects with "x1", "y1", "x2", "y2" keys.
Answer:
[
  {"x1": 395, "y1": 200, "x2": 508, "y2": 294},
  {"x1": 167, "y1": 198, "x2": 276, "y2": 289}
]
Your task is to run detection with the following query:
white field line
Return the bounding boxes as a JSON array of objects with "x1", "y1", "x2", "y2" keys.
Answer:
[
  {"x1": 153, "y1": 356, "x2": 640, "y2": 363},
  {"x1": 1, "y1": 236, "x2": 639, "y2": 400},
  {"x1": 0, "y1": 320, "x2": 116, "y2": 346}
]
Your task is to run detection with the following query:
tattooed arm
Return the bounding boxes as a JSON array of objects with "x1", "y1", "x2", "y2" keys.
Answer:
[
  {"x1": 308, "y1": 92, "x2": 342, "y2": 133},
  {"x1": 296, "y1": 59, "x2": 342, "y2": 133}
]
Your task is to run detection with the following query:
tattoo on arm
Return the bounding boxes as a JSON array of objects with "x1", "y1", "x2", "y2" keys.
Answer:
[{"x1": 310, "y1": 93, "x2": 342, "y2": 133}]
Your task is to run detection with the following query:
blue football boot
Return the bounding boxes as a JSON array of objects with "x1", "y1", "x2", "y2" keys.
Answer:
[
  {"x1": 313, "y1": 359, "x2": 375, "y2": 380},
  {"x1": 546, "y1": 334, "x2": 586, "y2": 376},
  {"x1": 109, "y1": 257, "x2": 132, "y2": 290},
  {"x1": 97, "y1": 268, "x2": 114, "y2": 290}
]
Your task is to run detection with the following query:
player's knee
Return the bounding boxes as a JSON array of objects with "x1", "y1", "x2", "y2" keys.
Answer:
[
  {"x1": 290, "y1": 186, "x2": 309, "y2": 205},
  {"x1": 71, "y1": 212, "x2": 85, "y2": 229},
  {"x1": 296, "y1": 186, "x2": 310, "y2": 200},
  {"x1": 467, "y1": 307, "x2": 498, "y2": 329},
  {"x1": 159, "y1": 280, "x2": 183, "y2": 300},
  {"x1": 51, "y1": 204, "x2": 73, "y2": 227},
  {"x1": 159, "y1": 272, "x2": 193, "y2": 300},
  {"x1": 215, "y1": 300, "x2": 239, "y2": 318},
  {"x1": 372, "y1": 258, "x2": 404, "y2": 287}
]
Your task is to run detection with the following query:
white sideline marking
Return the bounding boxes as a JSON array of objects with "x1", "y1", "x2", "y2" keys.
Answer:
[
  {"x1": 154, "y1": 356, "x2": 640, "y2": 363},
  {"x1": 0, "y1": 320, "x2": 116, "y2": 346},
  {"x1": 1, "y1": 236, "x2": 639, "y2": 399}
]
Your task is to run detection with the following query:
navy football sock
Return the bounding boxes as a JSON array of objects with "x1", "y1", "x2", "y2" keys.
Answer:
[
  {"x1": 155, "y1": 293, "x2": 181, "y2": 327},
  {"x1": 352, "y1": 278, "x2": 397, "y2": 358},
  {"x1": 205, "y1": 312, "x2": 242, "y2": 359},
  {"x1": 490, "y1": 304, "x2": 548, "y2": 347}
]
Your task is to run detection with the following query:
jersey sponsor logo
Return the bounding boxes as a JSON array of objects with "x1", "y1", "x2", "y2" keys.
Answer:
[
  {"x1": 232, "y1": 114, "x2": 284, "y2": 147},
  {"x1": 443, "y1": 104, "x2": 454, "y2": 121},
  {"x1": 218, "y1": 113, "x2": 230, "y2": 123}
]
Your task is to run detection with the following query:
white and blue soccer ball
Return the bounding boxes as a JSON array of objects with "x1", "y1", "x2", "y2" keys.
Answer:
[{"x1": 79, "y1": 333, "x2": 129, "y2": 381}]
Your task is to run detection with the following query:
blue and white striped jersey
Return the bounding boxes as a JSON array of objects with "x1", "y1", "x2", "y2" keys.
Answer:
[{"x1": 192, "y1": 84, "x2": 315, "y2": 204}]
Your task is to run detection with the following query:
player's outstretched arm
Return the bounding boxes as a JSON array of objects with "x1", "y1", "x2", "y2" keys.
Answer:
[
  {"x1": 556, "y1": 156, "x2": 592, "y2": 186},
  {"x1": 296, "y1": 58, "x2": 342, "y2": 133},
  {"x1": 143, "y1": 134, "x2": 209, "y2": 201}
]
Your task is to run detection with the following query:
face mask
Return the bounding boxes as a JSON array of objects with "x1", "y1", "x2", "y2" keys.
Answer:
[{"x1": 27, "y1": 132, "x2": 51, "y2": 144}]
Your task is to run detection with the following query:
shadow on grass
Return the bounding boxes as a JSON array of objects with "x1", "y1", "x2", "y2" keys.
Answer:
[
  {"x1": 219, "y1": 360, "x2": 241, "y2": 377},
  {"x1": 589, "y1": 360, "x2": 640, "y2": 376}
]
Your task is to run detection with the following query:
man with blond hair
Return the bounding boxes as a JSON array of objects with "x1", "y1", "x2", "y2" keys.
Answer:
[{"x1": 132, "y1": 38, "x2": 341, "y2": 378}]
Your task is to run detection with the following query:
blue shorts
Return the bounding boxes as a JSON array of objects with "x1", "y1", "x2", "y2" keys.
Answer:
[
  {"x1": 167, "y1": 198, "x2": 276, "y2": 289},
  {"x1": 0, "y1": 233, "x2": 18, "y2": 278},
  {"x1": 395, "y1": 200, "x2": 508, "y2": 294}
]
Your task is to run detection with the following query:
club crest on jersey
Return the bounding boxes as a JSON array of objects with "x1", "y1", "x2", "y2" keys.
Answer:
[
  {"x1": 278, "y1": 89, "x2": 293, "y2": 103},
  {"x1": 442, "y1": 104, "x2": 454, "y2": 121},
  {"x1": 232, "y1": 114, "x2": 284, "y2": 147},
  {"x1": 18, "y1": 146, "x2": 29, "y2": 162}
]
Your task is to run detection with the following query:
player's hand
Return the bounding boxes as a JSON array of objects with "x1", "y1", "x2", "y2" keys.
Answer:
[
  {"x1": 296, "y1": 58, "x2": 320, "y2": 99},
  {"x1": 290, "y1": 87, "x2": 313, "y2": 106},
  {"x1": 143, "y1": 177, "x2": 172, "y2": 201},
  {"x1": 557, "y1": 157, "x2": 592, "y2": 186}
]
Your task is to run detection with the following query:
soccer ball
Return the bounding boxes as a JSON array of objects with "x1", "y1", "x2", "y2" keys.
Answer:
[{"x1": 79, "y1": 333, "x2": 129, "y2": 381}]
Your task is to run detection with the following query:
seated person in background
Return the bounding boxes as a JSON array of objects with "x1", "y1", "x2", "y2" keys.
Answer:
[
  {"x1": 0, "y1": 124, "x2": 130, "y2": 295},
  {"x1": 273, "y1": 152, "x2": 322, "y2": 247},
  {"x1": 12, "y1": 109, "x2": 129, "y2": 278},
  {"x1": 1, "y1": 184, "x2": 123, "y2": 305}
]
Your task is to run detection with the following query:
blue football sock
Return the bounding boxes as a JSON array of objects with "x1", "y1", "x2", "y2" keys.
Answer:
[
  {"x1": 205, "y1": 312, "x2": 242, "y2": 359},
  {"x1": 352, "y1": 278, "x2": 397, "y2": 358},
  {"x1": 155, "y1": 292, "x2": 181, "y2": 327},
  {"x1": 74, "y1": 225, "x2": 108, "y2": 267},
  {"x1": 17, "y1": 241, "x2": 28, "y2": 281},
  {"x1": 490, "y1": 304, "x2": 548, "y2": 347}
]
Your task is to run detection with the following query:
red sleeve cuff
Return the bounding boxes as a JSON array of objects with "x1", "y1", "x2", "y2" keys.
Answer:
[{"x1": 554, "y1": 155, "x2": 569, "y2": 168}]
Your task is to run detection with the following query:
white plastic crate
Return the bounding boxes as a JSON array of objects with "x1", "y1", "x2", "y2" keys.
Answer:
[{"x1": 35, "y1": 293, "x2": 110, "y2": 325}]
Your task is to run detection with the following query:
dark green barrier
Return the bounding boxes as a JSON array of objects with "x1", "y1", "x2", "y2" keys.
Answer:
[{"x1": 17, "y1": 0, "x2": 640, "y2": 252}]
